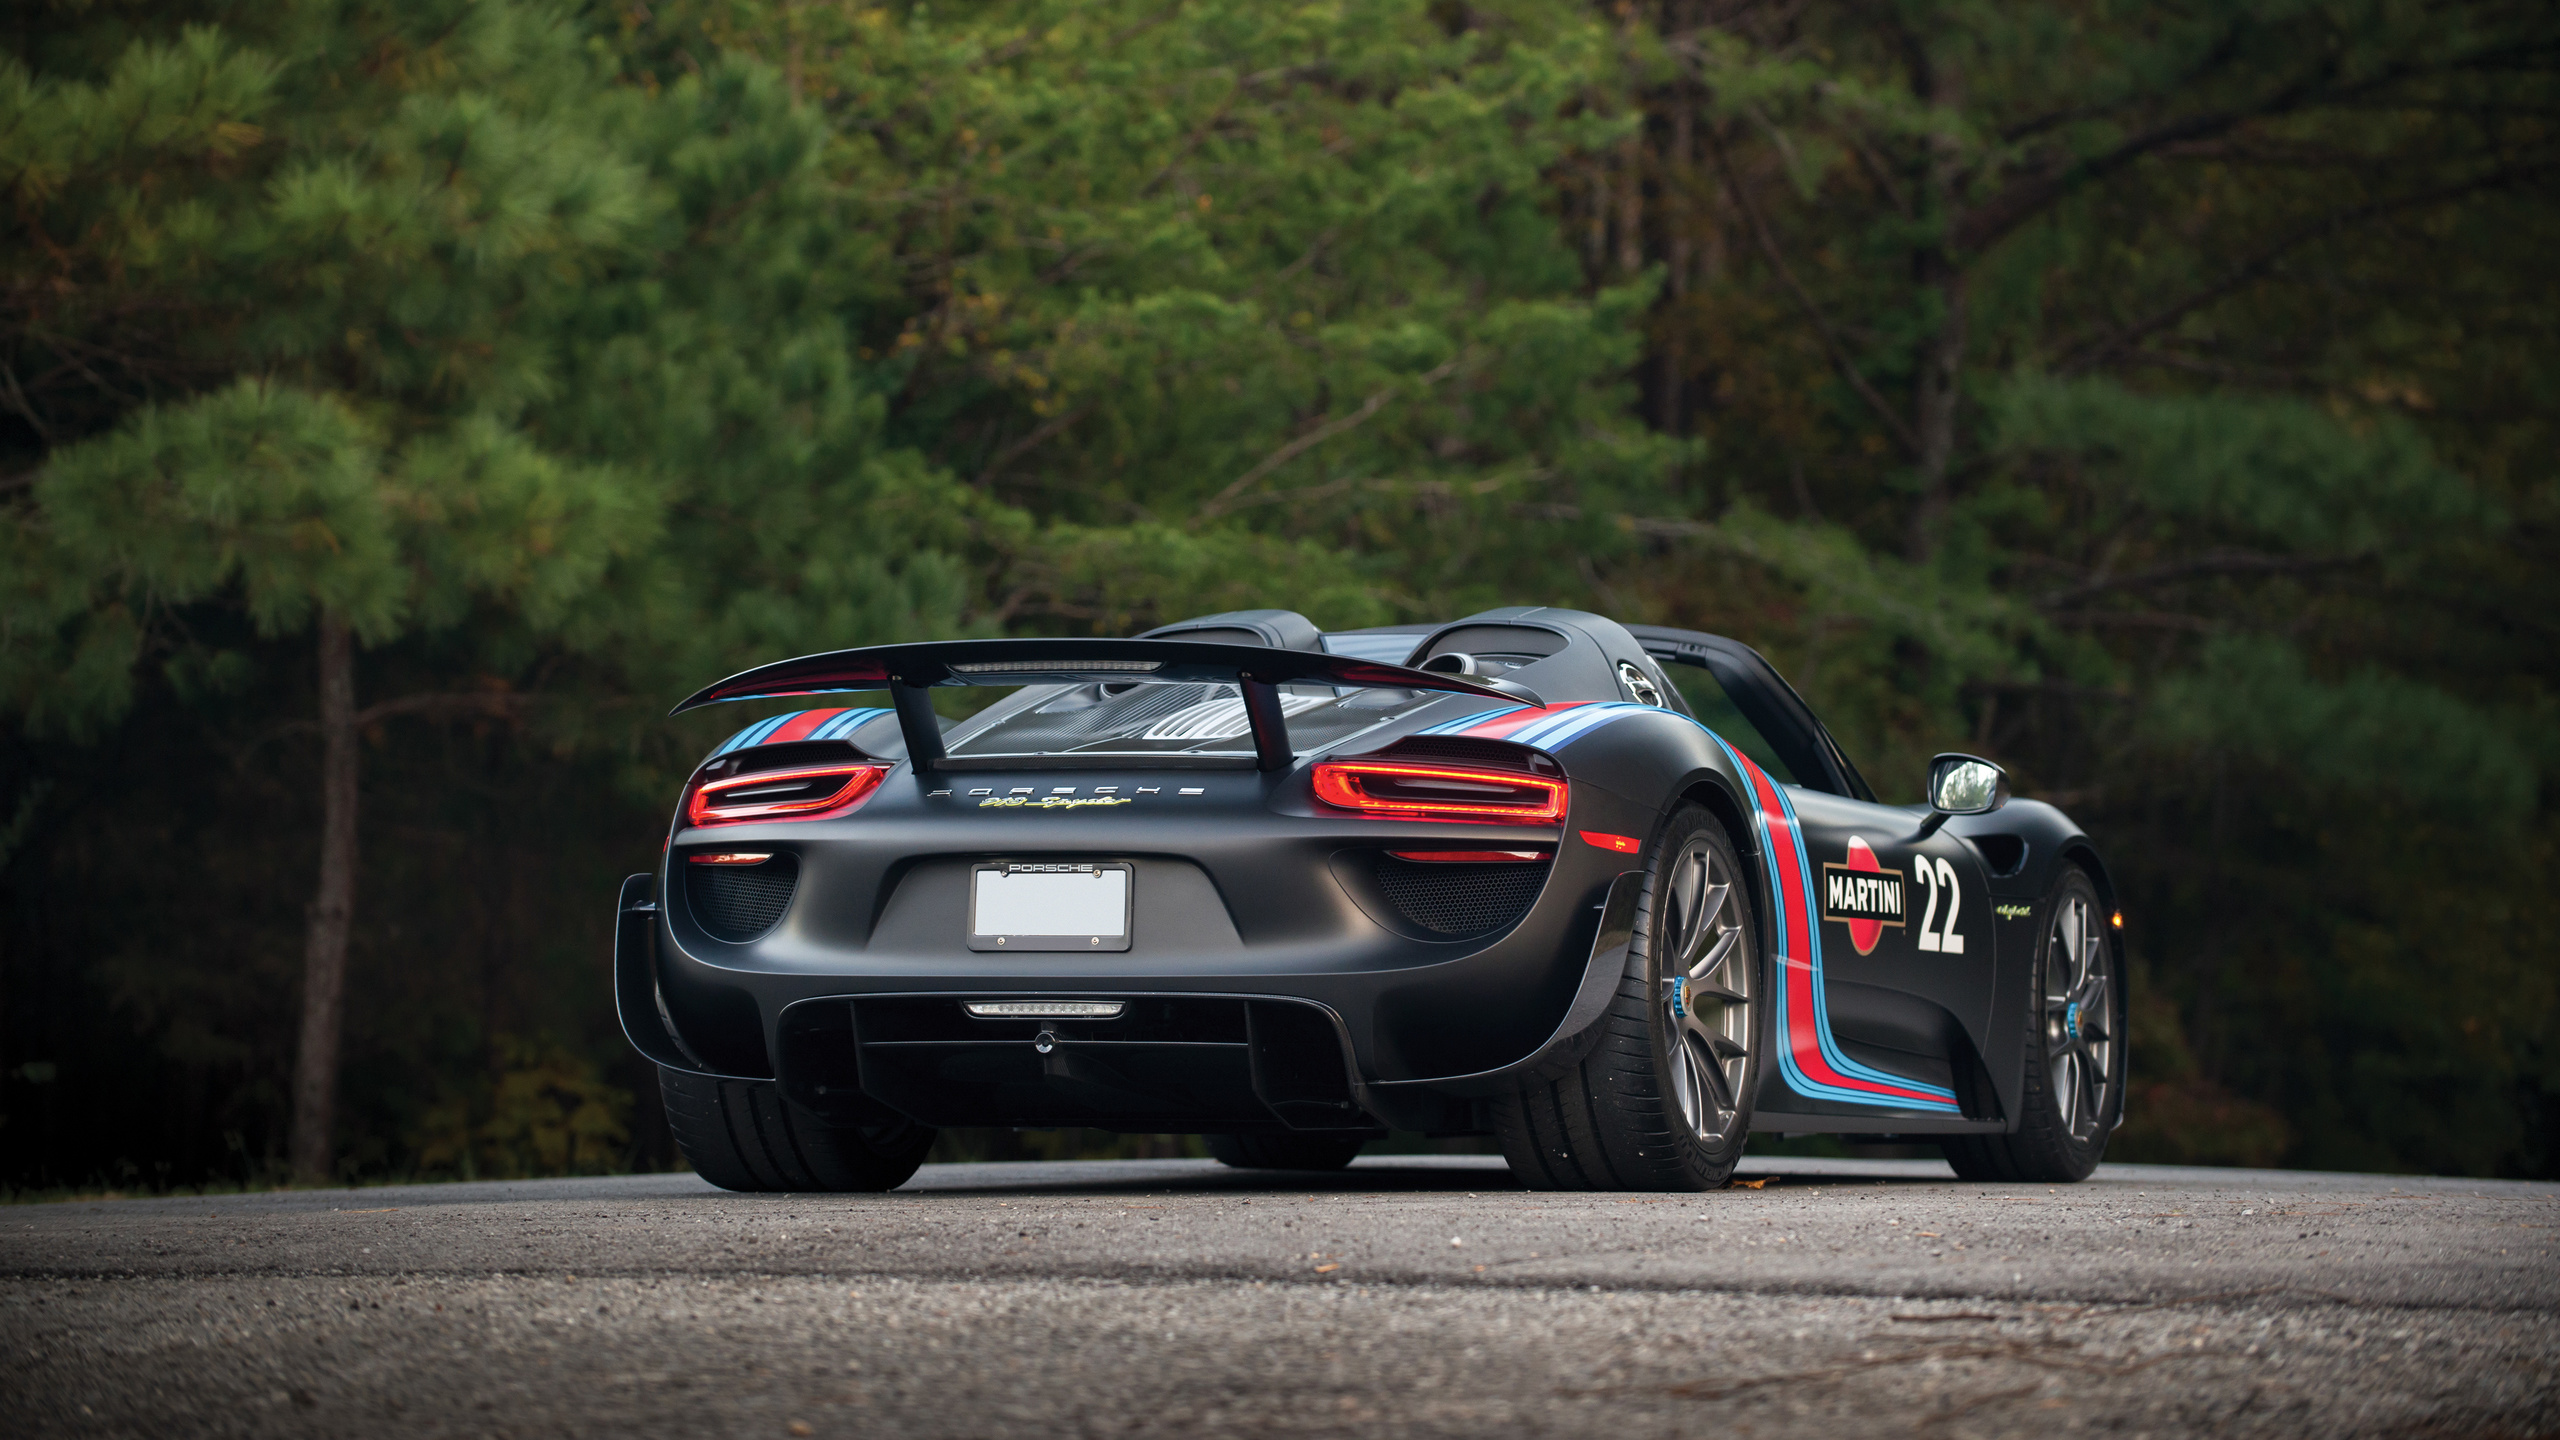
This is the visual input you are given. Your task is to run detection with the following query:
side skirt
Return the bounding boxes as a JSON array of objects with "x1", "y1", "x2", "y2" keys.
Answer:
[{"x1": 1752, "y1": 1109, "x2": 2007, "y2": 1135}]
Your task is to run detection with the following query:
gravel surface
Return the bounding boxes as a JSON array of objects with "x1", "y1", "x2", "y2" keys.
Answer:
[{"x1": 6, "y1": 1155, "x2": 2556, "y2": 1437}]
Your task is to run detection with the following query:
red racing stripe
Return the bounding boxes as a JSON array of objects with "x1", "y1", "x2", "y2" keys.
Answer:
[
  {"x1": 763, "y1": 708, "x2": 847, "y2": 745},
  {"x1": 1460, "y1": 701, "x2": 1590, "y2": 739}
]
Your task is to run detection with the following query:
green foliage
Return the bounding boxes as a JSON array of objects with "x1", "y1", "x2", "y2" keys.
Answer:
[
  {"x1": 414, "y1": 1035, "x2": 633, "y2": 1180},
  {"x1": 1986, "y1": 376, "x2": 2495, "y2": 556},
  {"x1": 2150, "y1": 635, "x2": 2535, "y2": 823}
]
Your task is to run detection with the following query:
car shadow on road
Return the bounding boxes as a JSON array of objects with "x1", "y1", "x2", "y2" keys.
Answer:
[{"x1": 891, "y1": 1153, "x2": 1973, "y2": 1196}]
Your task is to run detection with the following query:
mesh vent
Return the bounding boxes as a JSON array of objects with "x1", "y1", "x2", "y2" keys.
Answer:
[
  {"x1": 1372, "y1": 855, "x2": 1549, "y2": 937},
  {"x1": 685, "y1": 856, "x2": 800, "y2": 942}
]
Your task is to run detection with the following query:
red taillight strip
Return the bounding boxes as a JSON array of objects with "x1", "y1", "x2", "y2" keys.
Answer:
[
  {"x1": 684, "y1": 763, "x2": 886, "y2": 827},
  {"x1": 1311, "y1": 759, "x2": 1567, "y2": 825}
]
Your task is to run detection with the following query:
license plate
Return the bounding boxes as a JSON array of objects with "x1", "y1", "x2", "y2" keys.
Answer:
[{"x1": 968, "y1": 862, "x2": 1132, "y2": 952}]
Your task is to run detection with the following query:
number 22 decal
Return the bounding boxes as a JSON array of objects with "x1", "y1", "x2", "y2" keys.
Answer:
[{"x1": 1912, "y1": 856, "x2": 1967, "y2": 954}]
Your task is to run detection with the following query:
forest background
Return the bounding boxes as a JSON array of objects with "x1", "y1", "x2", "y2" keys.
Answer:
[{"x1": 3, "y1": 0, "x2": 2553, "y2": 1189}]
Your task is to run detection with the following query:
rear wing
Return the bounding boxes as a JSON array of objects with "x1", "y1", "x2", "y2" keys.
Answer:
[{"x1": 670, "y1": 638, "x2": 1521, "y2": 773}]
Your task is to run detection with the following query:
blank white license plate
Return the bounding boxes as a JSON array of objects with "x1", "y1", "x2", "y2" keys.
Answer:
[{"x1": 969, "y1": 863, "x2": 1132, "y2": 952}]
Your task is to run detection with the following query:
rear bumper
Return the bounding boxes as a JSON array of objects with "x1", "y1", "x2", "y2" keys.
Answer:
[
  {"x1": 613, "y1": 867, "x2": 1643, "y2": 1135},
  {"x1": 616, "y1": 760, "x2": 1663, "y2": 1133}
]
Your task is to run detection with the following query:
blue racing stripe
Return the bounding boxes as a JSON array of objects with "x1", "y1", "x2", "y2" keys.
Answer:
[
  {"x1": 1507, "y1": 701, "x2": 1653, "y2": 750},
  {"x1": 807, "y1": 707, "x2": 889, "y2": 741},
  {"x1": 712, "y1": 713, "x2": 796, "y2": 755}
]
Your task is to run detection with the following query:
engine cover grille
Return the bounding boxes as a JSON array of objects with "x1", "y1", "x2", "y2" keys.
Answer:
[
  {"x1": 1371, "y1": 855, "x2": 1548, "y2": 938},
  {"x1": 685, "y1": 855, "x2": 800, "y2": 942}
]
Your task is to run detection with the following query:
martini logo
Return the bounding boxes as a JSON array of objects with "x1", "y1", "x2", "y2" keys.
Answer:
[{"x1": 1821, "y1": 836, "x2": 1905, "y2": 956}]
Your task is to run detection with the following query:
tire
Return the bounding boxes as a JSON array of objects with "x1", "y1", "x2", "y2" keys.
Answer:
[
  {"x1": 1940, "y1": 866, "x2": 2122, "y2": 1183},
  {"x1": 1204, "y1": 1132, "x2": 1368, "y2": 1171},
  {"x1": 1492, "y1": 803, "x2": 1762, "y2": 1191},
  {"x1": 659, "y1": 1066, "x2": 936, "y2": 1192}
]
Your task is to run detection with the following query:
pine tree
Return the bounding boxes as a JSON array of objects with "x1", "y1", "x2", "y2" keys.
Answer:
[{"x1": 4, "y1": 5, "x2": 660, "y2": 1180}]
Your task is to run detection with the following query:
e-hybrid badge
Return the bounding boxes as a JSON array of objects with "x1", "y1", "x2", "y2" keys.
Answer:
[{"x1": 968, "y1": 861, "x2": 1132, "y2": 952}]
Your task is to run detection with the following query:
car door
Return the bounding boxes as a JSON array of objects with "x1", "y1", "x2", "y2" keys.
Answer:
[
  {"x1": 1783, "y1": 788, "x2": 1994, "y2": 1109},
  {"x1": 1632, "y1": 627, "x2": 1994, "y2": 1119}
]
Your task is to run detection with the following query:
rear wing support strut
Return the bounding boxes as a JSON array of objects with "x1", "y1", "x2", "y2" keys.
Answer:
[
  {"x1": 888, "y1": 678, "x2": 948, "y2": 773},
  {"x1": 1239, "y1": 677, "x2": 1293, "y2": 772}
]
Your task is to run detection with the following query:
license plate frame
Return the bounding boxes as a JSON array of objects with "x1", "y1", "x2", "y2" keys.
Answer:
[{"x1": 967, "y1": 861, "x2": 1133, "y2": 952}]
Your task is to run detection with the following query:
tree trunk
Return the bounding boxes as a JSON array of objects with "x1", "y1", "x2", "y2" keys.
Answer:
[
  {"x1": 1661, "y1": 51, "x2": 1695, "y2": 438},
  {"x1": 1905, "y1": 267, "x2": 1969, "y2": 561},
  {"x1": 1617, "y1": 127, "x2": 1646, "y2": 278},
  {"x1": 1904, "y1": 42, "x2": 1970, "y2": 564},
  {"x1": 289, "y1": 613, "x2": 359, "y2": 1185}
]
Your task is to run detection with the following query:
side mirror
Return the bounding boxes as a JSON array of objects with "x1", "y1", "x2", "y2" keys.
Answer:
[
  {"x1": 1929, "y1": 753, "x2": 2010, "y2": 815},
  {"x1": 1917, "y1": 753, "x2": 2008, "y2": 837}
]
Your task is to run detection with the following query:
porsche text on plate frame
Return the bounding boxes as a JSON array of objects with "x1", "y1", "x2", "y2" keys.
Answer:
[
  {"x1": 968, "y1": 862, "x2": 1132, "y2": 952},
  {"x1": 618, "y1": 606, "x2": 2127, "y2": 1191}
]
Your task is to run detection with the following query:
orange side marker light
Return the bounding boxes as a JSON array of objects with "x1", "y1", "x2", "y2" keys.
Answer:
[
  {"x1": 1580, "y1": 830, "x2": 1641, "y2": 854},
  {"x1": 2112, "y1": 911, "x2": 2124, "y2": 929}
]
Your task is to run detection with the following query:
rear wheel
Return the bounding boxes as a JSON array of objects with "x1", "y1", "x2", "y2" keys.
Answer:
[
  {"x1": 1940, "y1": 867, "x2": 2122, "y2": 1183},
  {"x1": 660, "y1": 1067, "x2": 935, "y2": 1192},
  {"x1": 1204, "y1": 1132, "x2": 1368, "y2": 1171},
  {"x1": 1493, "y1": 804, "x2": 1760, "y2": 1191}
]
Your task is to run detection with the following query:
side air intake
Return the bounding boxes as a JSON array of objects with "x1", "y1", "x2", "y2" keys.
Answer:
[
  {"x1": 1369, "y1": 854, "x2": 1550, "y2": 938},
  {"x1": 684, "y1": 854, "x2": 800, "y2": 942}
]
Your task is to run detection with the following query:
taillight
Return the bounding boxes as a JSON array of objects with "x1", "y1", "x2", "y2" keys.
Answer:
[
  {"x1": 1311, "y1": 760, "x2": 1567, "y2": 825},
  {"x1": 683, "y1": 763, "x2": 886, "y2": 827}
]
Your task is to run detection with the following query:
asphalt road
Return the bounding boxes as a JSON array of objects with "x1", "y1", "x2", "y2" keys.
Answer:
[{"x1": 6, "y1": 1155, "x2": 2556, "y2": 1438}]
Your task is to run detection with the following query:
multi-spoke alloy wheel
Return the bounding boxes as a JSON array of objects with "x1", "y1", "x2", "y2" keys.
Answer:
[
  {"x1": 1661, "y1": 835, "x2": 1751, "y2": 1146},
  {"x1": 1940, "y1": 865, "x2": 2123, "y2": 1184},
  {"x1": 2044, "y1": 889, "x2": 2114, "y2": 1145},
  {"x1": 1493, "y1": 803, "x2": 1761, "y2": 1190}
]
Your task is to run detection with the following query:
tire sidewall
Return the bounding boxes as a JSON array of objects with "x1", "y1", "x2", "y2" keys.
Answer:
[
  {"x1": 1638, "y1": 804, "x2": 1762, "y2": 1178},
  {"x1": 2033, "y1": 867, "x2": 2121, "y2": 1168}
]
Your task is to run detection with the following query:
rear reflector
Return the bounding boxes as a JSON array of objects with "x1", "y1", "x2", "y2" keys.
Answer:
[
  {"x1": 1388, "y1": 849, "x2": 1553, "y2": 864},
  {"x1": 964, "y1": 1001, "x2": 1127, "y2": 1019},
  {"x1": 1311, "y1": 759, "x2": 1567, "y2": 825},
  {"x1": 1580, "y1": 830, "x2": 1641, "y2": 854}
]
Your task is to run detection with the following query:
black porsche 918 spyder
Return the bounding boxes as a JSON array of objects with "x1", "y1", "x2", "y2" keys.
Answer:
[{"x1": 614, "y1": 606, "x2": 2126, "y2": 1192}]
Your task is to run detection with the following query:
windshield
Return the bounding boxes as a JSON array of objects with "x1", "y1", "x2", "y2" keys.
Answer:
[{"x1": 943, "y1": 680, "x2": 1446, "y2": 761}]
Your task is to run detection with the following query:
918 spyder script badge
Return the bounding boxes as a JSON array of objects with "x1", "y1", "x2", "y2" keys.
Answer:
[
  {"x1": 979, "y1": 795, "x2": 1131, "y2": 810},
  {"x1": 1821, "y1": 835, "x2": 1905, "y2": 956}
]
